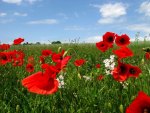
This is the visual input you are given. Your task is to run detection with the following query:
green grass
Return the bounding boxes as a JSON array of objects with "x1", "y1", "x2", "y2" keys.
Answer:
[{"x1": 0, "y1": 41, "x2": 150, "y2": 113}]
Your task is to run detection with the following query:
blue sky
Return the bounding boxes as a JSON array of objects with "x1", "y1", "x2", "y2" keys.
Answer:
[{"x1": 0, "y1": 0, "x2": 150, "y2": 44}]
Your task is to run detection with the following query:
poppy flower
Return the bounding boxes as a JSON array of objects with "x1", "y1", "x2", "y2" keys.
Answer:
[
  {"x1": 128, "y1": 65, "x2": 142, "y2": 78},
  {"x1": 13, "y1": 38, "x2": 24, "y2": 45},
  {"x1": 97, "y1": 75, "x2": 104, "y2": 80},
  {"x1": 96, "y1": 41, "x2": 109, "y2": 52},
  {"x1": 39, "y1": 55, "x2": 45, "y2": 64},
  {"x1": 26, "y1": 64, "x2": 34, "y2": 72},
  {"x1": 115, "y1": 34, "x2": 130, "y2": 47},
  {"x1": 56, "y1": 56, "x2": 71, "y2": 70},
  {"x1": 12, "y1": 58, "x2": 24, "y2": 66},
  {"x1": 103, "y1": 32, "x2": 115, "y2": 47},
  {"x1": 42, "y1": 50, "x2": 52, "y2": 57},
  {"x1": 96, "y1": 64, "x2": 101, "y2": 68},
  {"x1": 28, "y1": 56, "x2": 34, "y2": 64},
  {"x1": 113, "y1": 47, "x2": 133, "y2": 59},
  {"x1": 22, "y1": 71, "x2": 58, "y2": 95},
  {"x1": 0, "y1": 44, "x2": 10, "y2": 51},
  {"x1": 145, "y1": 52, "x2": 150, "y2": 60},
  {"x1": 52, "y1": 50, "x2": 65, "y2": 63},
  {"x1": 74, "y1": 59, "x2": 86, "y2": 67},
  {"x1": 0, "y1": 52, "x2": 9, "y2": 65},
  {"x1": 126, "y1": 91, "x2": 150, "y2": 113},
  {"x1": 112, "y1": 61, "x2": 129, "y2": 82}
]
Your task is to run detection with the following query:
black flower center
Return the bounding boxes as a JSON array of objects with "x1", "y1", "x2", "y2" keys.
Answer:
[
  {"x1": 0, "y1": 55, "x2": 7, "y2": 60},
  {"x1": 119, "y1": 65, "x2": 127, "y2": 74},
  {"x1": 143, "y1": 108, "x2": 150, "y2": 113},
  {"x1": 120, "y1": 38, "x2": 125, "y2": 43},
  {"x1": 129, "y1": 68, "x2": 136, "y2": 74},
  {"x1": 101, "y1": 44, "x2": 104, "y2": 47},
  {"x1": 108, "y1": 36, "x2": 114, "y2": 42}
]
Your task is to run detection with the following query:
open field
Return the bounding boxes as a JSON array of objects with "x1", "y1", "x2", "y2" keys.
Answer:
[{"x1": 0, "y1": 41, "x2": 150, "y2": 113}]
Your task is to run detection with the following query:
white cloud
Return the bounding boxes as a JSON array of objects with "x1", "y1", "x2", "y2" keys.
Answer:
[
  {"x1": 2, "y1": 0, "x2": 22, "y2": 5},
  {"x1": 0, "y1": 19, "x2": 13, "y2": 24},
  {"x1": 0, "y1": 12, "x2": 7, "y2": 17},
  {"x1": 14, "y1": 12, "x2": 28, "y2": 16},
  {"x1": 27, "y1": 19, "x2": 58, "y2": 24},
  {"x1": 64, "y1": 26, "x2": 85, "y2": 31},
  {"x1": 25, "y1": 0, "x2": 39, "y2": 4},
  {"x1": 94, "y1": 3, "x2": 127, "y2": 24},
  {"x1": 2, "y1": 0, "x2": 40, "y2": 5},
  {"x1": 127, "y1": 24, "x2": 150, "y2": 33},
  {"x1": 84, "y1": 36, "x2": 102, "y2": 43},
  {"x1": 139, "y1": 1, "x2": 150, "y2": 17},
  {"x1": 99, "y1": 3, "x2": 126, "y2": 18}
]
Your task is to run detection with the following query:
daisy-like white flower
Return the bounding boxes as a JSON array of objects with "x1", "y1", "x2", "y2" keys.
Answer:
[
  {"x1": 103, "y1": 55, "x2": 116, "y2": 75},
  {"x1": 57, "y1": 75, "x2": 65, "y2": 88}
]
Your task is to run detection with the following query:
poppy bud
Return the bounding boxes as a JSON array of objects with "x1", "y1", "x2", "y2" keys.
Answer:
[
  {"x1": 108, "y1": 102, "x2": 112, "y2": 109},
  {"x1": 141, "y1": 58, "x2": 145, "y2": 65},
  {"x1": 78, "y1": 73, "x2": 82, "y2": 79},
  {"x1": 63, "y1": 51, "x2": 68, "y2": 58},
  {"x1": 119, "y1": 104, "x2": 123, "y2": 113},
  {"x1": 58, "y1": 47, "x2": 62, "y2": 53},
  {"x1": 16, "y1": 105, "x2": 20, "y2": 112}
]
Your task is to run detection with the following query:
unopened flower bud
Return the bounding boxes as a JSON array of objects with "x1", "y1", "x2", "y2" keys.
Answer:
[
  {"x1": 58, "y1": 47, "x2": 62, "y2": 52},
  {"x1": 63, "y1": 51, "x2": 68, "y2": 58},
  {"x1": 119, "y1": 104, "x2": 123, "y2": 113},
  {"x1": 16, "y1": 105, "x2": 20, "y2": 112},
  {"x1": 108, "y1": 102, "x2": 112, "y2": 109}
]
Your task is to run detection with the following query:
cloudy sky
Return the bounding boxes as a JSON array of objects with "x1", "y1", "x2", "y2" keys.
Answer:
[{"x1": 0, "y1": 0, "x2": 150, "y2": 43}]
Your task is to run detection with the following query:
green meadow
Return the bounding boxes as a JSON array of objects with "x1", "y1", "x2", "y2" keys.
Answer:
[{"x1": 0, "y1": 41, "x2": 150, "y2": 113}]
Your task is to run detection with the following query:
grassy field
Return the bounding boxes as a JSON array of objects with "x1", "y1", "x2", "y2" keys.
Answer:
[{"x1": 0, "y1": 41, "x2": 150, "y2": 113}]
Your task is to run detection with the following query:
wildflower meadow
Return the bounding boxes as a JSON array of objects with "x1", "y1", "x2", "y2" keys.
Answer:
[{"x1": 0, "y1": 32, "x2": 150, "y2": 113}]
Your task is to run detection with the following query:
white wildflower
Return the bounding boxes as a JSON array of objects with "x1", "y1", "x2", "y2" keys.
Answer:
[
  {"x1": 83, "y1": 76, "x2": 92, "y2": 81},
  {"x1": 57, "y1": 75, "x2": 65, "y2": 88}
]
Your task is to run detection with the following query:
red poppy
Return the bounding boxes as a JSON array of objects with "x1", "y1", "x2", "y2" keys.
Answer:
[
  {"x1": 96, "y1": 64, "x2": 101, "y2": 68},
  {"x1": 126, "y1": 91, "x2": 150, "y2": 113},
  {"x1": 42, "y1": 50, "x2": 52, "y2": 57},
  {"x1": 145, "y1": 52, "x2": 150, "y2": 60},
  {"x1": 103, "y1": 32, "x2": 115, "y2": 47},
  {"x1": 28, "y1": 56, "x2": 34, "y2": 64},
  {"x1": 128, "y1": 65, "x2": 142, "y2": 78},
  {"x1": 52, "y1": 50, "x2": 65, "y2": 63},
  {"x1": 74, "y1": 59, "x2": 86, "y2": 67},
  {"x1": 112, "y1": 61, "x2": 129, "y2": 82},
  {"x1": 97, "y1": 75, "x2": 104, "y2": 80},
  {"x1": 11, "y1": 50, "x2": 25, "y2": 66},
  {"x1": 96, "y1": 41, "x2": 109, "y2": 52},
  {"x1": 113, "y1": 47, "x2": 133, "y2": 59},
  {"x1": 39, "y1": 55, "x2": 45, "y2": 64},
  {"x1": 13, "y1": 38, "x2": 24, "y2": 45},
  {"x1": 22, "y1": 71, "x2": 58, "y2": 95},
  {"x1": 26, "y1": 64, "x2": 34, "y2": 72},
  {"x1": 115, "y1": 34, "x2": 130, "y2": 47},
  {"x1": 12, "y1": 58, "x2": 24, "y2": 66},
  {"x1": 0, "y1": 44, "x2": 10, "y2": 51},
  {"x1": 56, "y1": 56, "x2": 71, "y2": 70},
  {"x1": 41, "y1": 63, "x2": 50, "y2": 72},
  {"x1": 0, "y1": 52, "x2": 10, "y2": 65}
]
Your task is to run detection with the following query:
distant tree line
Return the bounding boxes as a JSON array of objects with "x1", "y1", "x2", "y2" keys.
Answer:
[{"x1": 22, "y1": 41, "x2": 62, "y2": 45}]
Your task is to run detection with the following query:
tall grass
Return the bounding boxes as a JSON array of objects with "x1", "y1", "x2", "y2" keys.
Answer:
[{"x1": 0, "y1": 41, "x2": 150, "y2": 113}]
